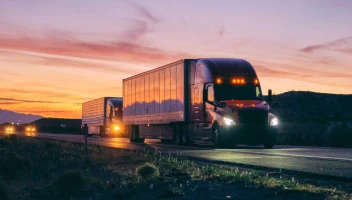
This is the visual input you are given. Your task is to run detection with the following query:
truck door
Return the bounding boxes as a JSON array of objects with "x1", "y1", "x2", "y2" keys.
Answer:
[
  {"x1": 192, "y1": 84, "x2": 205, "y2": 139},
  {"x1": 203, "y1": 84, "x2": 214, "y2": 139}
]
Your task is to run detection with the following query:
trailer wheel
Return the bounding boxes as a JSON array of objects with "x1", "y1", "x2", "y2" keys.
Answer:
[
  {"x1": 131, "y1": 125, "x2": 145, "y2": 143},
  {"x1": 212, "y1": 125, "x2": 223, "y2": 148},
  {"x1": 174, "y1": 126, "x2": 183, "y2": 146},
  {"x1": 263, "y1": 143, "x2": 274, "y2": 149},
  {"x1": 129, "y1": 126, "x2": 136, "y2": 142},
  {"x1": 181, "y1": 126, "x2": 189, "y2": 146}
]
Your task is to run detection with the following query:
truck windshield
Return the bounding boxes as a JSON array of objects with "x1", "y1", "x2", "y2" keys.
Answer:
[{"x1": 215, "y1": 84, "x2": 263, "y2": 101}]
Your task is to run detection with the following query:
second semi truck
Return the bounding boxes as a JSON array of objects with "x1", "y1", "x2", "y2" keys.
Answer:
[
  {"x1": 82, "y1": 97, "x2": 124, "y2": 137},
  {"x1": 123, "y1": 58, "x2": 279, "y2": 148}
]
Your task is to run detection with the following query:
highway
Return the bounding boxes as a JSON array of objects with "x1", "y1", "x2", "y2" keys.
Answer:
[{"x1": 19, "y1": 132, "x2": 352, "y2": 180}]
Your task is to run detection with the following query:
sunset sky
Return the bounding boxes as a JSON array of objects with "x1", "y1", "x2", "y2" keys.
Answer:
[{"x1": 1, "y1": 0, "x2": 352, "y2": 119}]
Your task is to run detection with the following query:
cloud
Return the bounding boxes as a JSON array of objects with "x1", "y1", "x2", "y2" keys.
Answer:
[
  {"x1": 300, "y1": 36, "x2": 352, "y2": 54},
  {"x1": 125, "y1": 1, "x2": 159, "y2": 23},
  {"x1": 256, "y1": 63, "x2": 352, "y2": 79},
  {"x1": 122, "y1": 19, "x2": 149, "y2": 41},
  {"x1": 0, "y1": 35, "x2": 190, "y2": 64},
  {"x1": 0, "y1": 98, "x2": 61, "y2": 104},
  {"x1": 218, "y1": 26, "x2": 225, "y2": 37}
]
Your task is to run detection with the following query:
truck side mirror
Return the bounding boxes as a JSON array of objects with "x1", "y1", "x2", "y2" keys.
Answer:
[
  {"x1": 267, "y1": 89, "x2": 272, "y2": 102},
  {"x1": 220, "y1": 101, "x2": 226, "y2": 108}
]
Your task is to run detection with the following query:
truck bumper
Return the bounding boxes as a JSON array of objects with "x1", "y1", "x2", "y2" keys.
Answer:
[{"x1": 219, "y1": 124, "x2": 278, "y2": 145}]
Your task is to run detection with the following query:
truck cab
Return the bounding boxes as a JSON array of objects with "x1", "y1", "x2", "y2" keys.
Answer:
[
  {"x1": 104, "y1": 98, "x2": 124, "y2": 136},
  {"x1": 191, "y1": 58, "x2": 278, "y2": 148}
]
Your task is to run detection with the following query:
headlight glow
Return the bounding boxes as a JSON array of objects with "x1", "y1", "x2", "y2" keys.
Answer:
[
  {"x1": 223, "y1": 117, "x2": 235, "y2": 126},
  {"x1": 114, "y1": 125, "x2": 120, "y2": 131},
  {"x1": 270, "y1": 118, "x2": 279, "y2": 126}
]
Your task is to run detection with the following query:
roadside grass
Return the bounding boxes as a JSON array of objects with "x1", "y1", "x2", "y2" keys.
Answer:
[{"x1": 0, "y1": 135, "x2": 351, "y2": 199}]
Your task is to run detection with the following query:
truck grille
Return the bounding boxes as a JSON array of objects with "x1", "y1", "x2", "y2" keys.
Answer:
[{"x1": 236, "y1": 110, "x2": 268, "y2": 124}]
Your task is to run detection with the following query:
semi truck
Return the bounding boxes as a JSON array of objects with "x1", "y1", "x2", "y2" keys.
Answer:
[
  {"x1": 82, "y1": 97, "x2": 124, "y2": 137},
  {"x1": 123, "y1": 58, "x2": 279, "y2": 148}
]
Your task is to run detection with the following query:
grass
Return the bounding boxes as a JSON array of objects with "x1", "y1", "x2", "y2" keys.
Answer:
[
  {"x1": 53, "y1": 172, "x2": 86, "y2": 196},
  {"x1": 0, "y1": 183, "x2": 8, "y2": 200},
  {"x1": 0, "y1": 135, "x2": 351, "y2": 199}
]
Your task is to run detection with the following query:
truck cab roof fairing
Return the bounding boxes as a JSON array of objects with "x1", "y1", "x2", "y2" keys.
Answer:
[
  {"x1": 107, "y1": 98, "x2": 123, "y2": 107},
  {"x1": 197, "y1": 58, "x2": 258, "y2": 79}
]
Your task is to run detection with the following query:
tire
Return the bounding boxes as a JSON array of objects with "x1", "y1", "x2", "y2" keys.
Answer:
[
  {"x1": 132, "y1": 125, "x2": 145, "y2": 143},
  {"x1": 263, "y1": 129, "x2": 277, "y2": 149},
  {"x1": 129, "y1": 126, "x2": 136, "y2": 142},
  {"x1": 181, "y1": 126, "x2": 190, "y2": 146},
  {"x1": 174, "y1": 126, "x2": 183, "y2": 146},
  {"x1": 212, "y1": 125, "x2": 223, "y2": 148},
  {"x1": 161, "y1": 139, "x2": 171, "y2": 144},
  {"x1": 263, "y1": 143, "x2": 274, "y2": 149}
]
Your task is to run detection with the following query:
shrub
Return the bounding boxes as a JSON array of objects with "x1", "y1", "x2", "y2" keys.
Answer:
[
  {"x1": 0, "y1": 152, "x2": 30, "y2": 180},
  {"x1": 0, "y1": 184, "x2": 8, "y2": 200},
  {"x1": 0, "y1": 139, "x2": 9, "y2": 148},
  {"x1": 54, "y1": 172, "x2": 86, "y2": 196},
  {"x1": 136, "y1": 163, "x2": 160, "y2": 181},
  {"x1": 8, "y1": 134, "x2": 18, "y2": 142}
]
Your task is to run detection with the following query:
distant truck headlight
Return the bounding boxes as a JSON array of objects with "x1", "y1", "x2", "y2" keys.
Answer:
[
  {"x1": 270, "y1": 118, "x2": 279, "y2": 126},
  {"x1": 223, "y1": 117, "x2": 235, "y2": 126},
  {"x1": 114, "y1": 125, "x2": 120, "y2": 131}
]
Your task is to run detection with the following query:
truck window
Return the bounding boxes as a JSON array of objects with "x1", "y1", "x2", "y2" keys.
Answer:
[
  {"x1": 207, "y1": 85, "x2": 214, "y2": 102},
  {"x1": 109, "y1": 105, "x2": 113, "y2": 120},
  {"x1": 256, "y1": 86, "x2": 262, "y2": 98},
  {"x1": 215, "y1": 84, "x2": 263, "y2": 101}
]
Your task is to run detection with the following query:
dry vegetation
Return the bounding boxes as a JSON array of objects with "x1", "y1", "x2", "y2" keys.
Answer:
[{"x1": 0, "y1": 134, "x2": 351, "y2": 200}]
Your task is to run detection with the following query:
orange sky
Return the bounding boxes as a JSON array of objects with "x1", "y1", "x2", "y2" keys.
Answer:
[{"x1": 1, "y1": 0, "x2": 352, "y2": 118}]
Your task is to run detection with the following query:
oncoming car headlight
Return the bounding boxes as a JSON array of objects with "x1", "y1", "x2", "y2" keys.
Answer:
[
  {"x1": 270, "y1": 118, "x2": 279, "y2": 126},
  {"x1": 223, "y1": 117, "x2": 235, "y2": 126}
]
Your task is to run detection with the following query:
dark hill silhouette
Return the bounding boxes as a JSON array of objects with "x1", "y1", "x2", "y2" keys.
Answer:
[
  {"x1": 28, "y1": 118, "x2": 82, "y2": 134},
  {"x1": 270, "y1": 91, "x2": 352, "y2": 147}
]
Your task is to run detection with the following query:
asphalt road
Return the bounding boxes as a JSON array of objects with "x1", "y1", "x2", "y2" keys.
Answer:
[{"x1": 18, "y1": 132, "x2": 352, "y2": 179}]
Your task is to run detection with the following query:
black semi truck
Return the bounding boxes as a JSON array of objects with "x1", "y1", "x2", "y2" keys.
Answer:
[{"x1": 123, "y1": 58, "x2": 279, "y2": 148}]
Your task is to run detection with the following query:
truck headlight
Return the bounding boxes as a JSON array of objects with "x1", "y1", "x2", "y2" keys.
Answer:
[
  {"x1": 223, "y1": 117, "x2": 235, "y2": 126},
  {"x1": 270, "y1": 118, "x2": 279, "y2": 126}
]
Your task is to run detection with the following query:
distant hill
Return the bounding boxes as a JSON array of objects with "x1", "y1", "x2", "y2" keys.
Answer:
[
  {"x1": 29, "y1": 118, "x2": 82, "y2": 134},
  {"x1": 271, "y1": 91, "x2": 352, "y2": 122},
  {"x1": 270, "y1": 91, "x2": 352, "y2": 147},
  {"x1": 0, "y1": 109, "x2": 42, "y2": 124}
]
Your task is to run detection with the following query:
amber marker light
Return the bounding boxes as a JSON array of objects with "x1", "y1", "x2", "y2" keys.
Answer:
[
  {"x1": 216, "y1": 78, "x2": 222, "y2": 84},
  {"x1": 254, "y1": 79, "x2": 259, "y2": 84}
]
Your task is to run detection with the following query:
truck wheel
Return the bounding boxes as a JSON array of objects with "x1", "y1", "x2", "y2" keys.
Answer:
[
  {"x1": 132, "y1": 125, "x2": 145, "y2": 143},
  {"x1": 263, "y1": 143, "x2": 274, "y2": 149},
  {"x1": 174, "y1": 127, "x2": 183, "y2": 146},
  {"x1": 212, "y1": 125, "x2": 223, "y2": 148},
  {"x1": 182, "y1": 133, "x2": 189, "y2": 146},
  {"x1": 129, "y1": 126, "x2": 136, "y2": 142},
  {"x1": 263, "y1": 129, "x2": 277, "y2": 149},
  {"x1": 180, "y1": 126, "x2": 189, "y2": 146}
]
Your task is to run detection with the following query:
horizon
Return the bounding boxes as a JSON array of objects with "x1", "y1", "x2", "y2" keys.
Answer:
[
  {"x1": 1, "y1": 0, "x2": 352, "y2": 118},
  {"x1": 1, "y1": 90, "x2": 351, "y2": 119}
]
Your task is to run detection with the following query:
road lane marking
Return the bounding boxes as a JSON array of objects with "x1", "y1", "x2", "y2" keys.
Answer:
[{"x1": 21, "y1": 133, "x2": 352, "y2": 162}]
